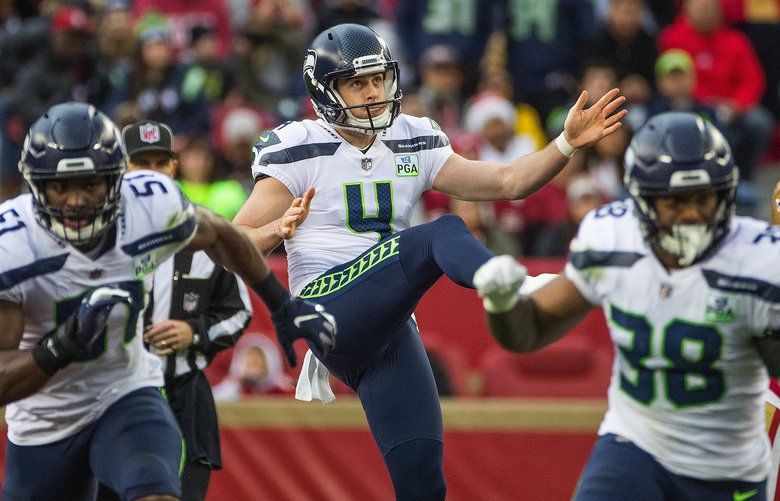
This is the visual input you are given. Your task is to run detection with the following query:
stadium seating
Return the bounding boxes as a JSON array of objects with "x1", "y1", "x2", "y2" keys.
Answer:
[{"x1": 479, "y1": 330, "x2": 613, "y2": 398}]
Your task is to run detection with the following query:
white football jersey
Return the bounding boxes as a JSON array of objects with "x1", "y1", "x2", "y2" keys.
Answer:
[
  {"x1": 251, "y1": 115, "x2": 453, "y2": 295},
  {"x1": 0, "y1": 171, "x2": 196, "y2": 445},
  {"x1": 565, "y1": 200, "x2": 779, "y2": 482}
]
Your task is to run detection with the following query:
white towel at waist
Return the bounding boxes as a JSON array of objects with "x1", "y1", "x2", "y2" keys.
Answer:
[{"x1": 295, "y1": 350, "x2": 335, "y2": 404}]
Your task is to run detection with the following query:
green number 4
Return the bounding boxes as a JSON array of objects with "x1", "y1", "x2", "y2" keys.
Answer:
[{"x1": 343, "y1": 181, "x2": 395, "y2": 241}]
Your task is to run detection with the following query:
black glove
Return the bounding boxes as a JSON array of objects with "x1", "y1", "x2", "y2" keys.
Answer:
[
  {"x1": 271, "y1": 297, "x2": 337, "y2": 367},
  {"x1": 33, "y1": 286, "x2": 134, "y2": 375}
]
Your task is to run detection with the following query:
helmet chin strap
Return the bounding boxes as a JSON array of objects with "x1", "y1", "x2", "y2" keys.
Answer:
[
  {"x1": 657, "y1": 224, "x2": 714, "y2": 267},
  {"x1": 342, "y1": 105, "x2": 391, "y2": 134}
]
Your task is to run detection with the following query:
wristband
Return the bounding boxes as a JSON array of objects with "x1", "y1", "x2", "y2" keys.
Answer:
[
  {"x1": 32, "y1": 343, "x2": 63, "y2": 376},
  {"x1": 251, "y1": 273, "x2": 290, "y2": 312},
  {"x1": 555, "y1": 132, "x2": 577, "y2": 158}
]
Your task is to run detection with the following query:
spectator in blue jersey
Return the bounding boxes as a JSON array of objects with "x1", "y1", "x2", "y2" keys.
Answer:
[
  {"x1": 503, "y1": 0, "x2": 597, "y2": 127},
  {"x1": 395, "y1": 0, "x2": 494, "y2": 89}
]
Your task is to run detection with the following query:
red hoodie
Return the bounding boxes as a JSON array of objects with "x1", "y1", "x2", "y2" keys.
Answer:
[{"x1": 659, "y1": 15, "x2": 765, "y2": 111}]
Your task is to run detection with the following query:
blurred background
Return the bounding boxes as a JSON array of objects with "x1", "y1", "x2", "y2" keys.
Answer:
[{"x1": 1, "y1": 0, "x2": 780, "y2": 499}]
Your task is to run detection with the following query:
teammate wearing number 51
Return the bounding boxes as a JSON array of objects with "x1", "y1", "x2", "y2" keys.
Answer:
[
  {"x1": 233, "y1": 23, "x2": 625, "y2": 498},
  {"x1": 0, "y1": 103, "x2": 335, "y2": 501},
  {"x1": 475, "y1": 112, "x2": 780, "y2": 500}
]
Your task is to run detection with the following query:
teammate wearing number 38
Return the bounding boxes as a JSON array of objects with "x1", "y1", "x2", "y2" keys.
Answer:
[
  {"x1": 233, "y1": 23, "x2": 625, "y2": 499},
  {"x1": 0, "y1": 103, "x2": 335, "y2": 501},
  {"x1": 476, "y1": 111, "x2": 780, "y2": 500}
]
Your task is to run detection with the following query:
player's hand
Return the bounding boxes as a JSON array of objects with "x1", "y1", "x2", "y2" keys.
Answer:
[
  {"x1": 563, "y1": 88, "x2": 627, "y2": 150},
  {"x1": 144, "y1": 320, "x2": 195, "y2": 355},
  {"x1": 277, "y1": 187, "x2": 315, "y2": 240},
  {"x1": 473, "y1": 256, "x2": 527, "y2": 313},
  {"x1": 74, "y1": 287, "x2": 134, "y2": 347},
  {"x1": 772, "y1": 179, "x2": 780, "y2": 225},
  {"x1": 34, "y1": 286, "x2": 133, "y2": 374},
  {"x1": 271, "y1": 297, "x2": 336, "y2": 367}
]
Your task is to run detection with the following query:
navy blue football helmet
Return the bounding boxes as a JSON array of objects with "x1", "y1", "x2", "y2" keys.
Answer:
[
  {"x1": 18, "y1": 102, "x2": 126, "y2": 245},
  {"x1": 624, "y1": 111, "x2": 738, "y2": 266},
  {"x1": 303, "y1": 23, "x2": 402, "y2": 134}
]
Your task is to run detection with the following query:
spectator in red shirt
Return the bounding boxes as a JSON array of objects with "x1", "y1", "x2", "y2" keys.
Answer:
[{"x1": 659, "y1": 0, "x2": 774, "y2": 208}]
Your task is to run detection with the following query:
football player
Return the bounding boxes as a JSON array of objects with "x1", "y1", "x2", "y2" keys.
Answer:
[
  {"x1": 0, "y1": 103, "x2": 335, "y2": 501},
  {"x1": 233, "y1": 23, "x2": 626, "y2": 498},
  {"x1": 475, "y1": 112, "x2": 779, "y2": 500}
]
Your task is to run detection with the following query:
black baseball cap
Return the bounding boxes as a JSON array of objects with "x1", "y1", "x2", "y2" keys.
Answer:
[{"x1": 121, "y1": 120, "x2": 176, "y2": 159}]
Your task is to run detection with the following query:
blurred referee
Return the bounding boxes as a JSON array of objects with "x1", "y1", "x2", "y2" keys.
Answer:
[{"x1": 99, "y1": 121, "x2": 253, "y2": 501}]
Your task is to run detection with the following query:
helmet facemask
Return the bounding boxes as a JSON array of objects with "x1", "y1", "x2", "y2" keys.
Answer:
[
  {"x1": 319, "y1": 62, "x2": 401, "y2": 135},
  {"x1": 330, "y1": 62, "x2": 401, "y2": 134},
  {"x1": 630, "y1": 183, "x2": 736, "y2": 267},
  {"x1": 25, "y1": 169, "x2": 124, "y2": 246}
]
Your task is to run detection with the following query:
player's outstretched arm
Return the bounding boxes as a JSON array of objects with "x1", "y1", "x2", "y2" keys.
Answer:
[
  {"x1": 188, "y1": 206, "x2": 336, "y2": 366},
  {"x1": 478, "y1": 271, "x2": 593, "y2": 353},
  {"x1": 772, "y1": 179, "x2": 780, "y2": 225},
  {"x1": 233, "y1": 177, "x2": 299, "y2": 256},
  {"x1": 433, "y1": 88, "x2": 627, "y2": 201}
]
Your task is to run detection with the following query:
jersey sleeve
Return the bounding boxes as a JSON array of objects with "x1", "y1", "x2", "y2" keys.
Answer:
[
  {"x1": 0, "y1": 199, "x2": 38, "y2": 303},
  {"x1": 250, "y1": 124, "x2": 310, "y2": 198},
  {"x1": 564, "y1": 202, "x2": 638, "y2": 306},
  {"x1": 564, "y1": 213, "x2": 603, "y2": 306},
  {"x1": 742, "y1": 225, "x2": 780, "y2": 336},
  {"x1": 120, "y1": 171, "x2": 197, "y2": 267},
  {"x1": 401, "y1": 115, "x2": 454, "y2": 190},
  {"x1": 422, "y1": 118, "x2": 454, "y2": 189}
]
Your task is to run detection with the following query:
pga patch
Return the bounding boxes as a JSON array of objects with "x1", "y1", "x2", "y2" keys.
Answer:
[
  {"x1": 133, "y1": 251, "x2": 159, "y2": 279},
  {"x1": 395, "y1": 154, "x2": 419, "y2": 177},
  {"x1": 704, "y1": 293, "x2": 738, "y2": 323}
]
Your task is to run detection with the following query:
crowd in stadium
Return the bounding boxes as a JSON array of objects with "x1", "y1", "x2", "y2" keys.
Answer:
[
  {"x1": 2, "y1": 0, "x2": 779, "y2": 256},
  {"x1": 2, "y1": 1, "x2": 780, "y2": 500}
]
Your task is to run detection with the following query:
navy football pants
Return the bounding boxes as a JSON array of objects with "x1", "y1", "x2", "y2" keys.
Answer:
[
  {"x1": 300, "y1": 215, "x2": 494, "y2": 500},
  {"x1": 2, "y1": 386, "x2": 183, "y2": 501},
  {"x1": 575, "y1": 433, "x2": 767, "y2": 501}
]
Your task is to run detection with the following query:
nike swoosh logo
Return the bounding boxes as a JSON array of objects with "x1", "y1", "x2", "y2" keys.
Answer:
[
  {"x1": 258, "y1": 133, "x2": 271, "y2": 143},
  {"x1": 294, "y1": 314, "x2": 320, "y2": 328},
  {"x1": 733, "y1": 489, "x2": 757, "y2": 501}
]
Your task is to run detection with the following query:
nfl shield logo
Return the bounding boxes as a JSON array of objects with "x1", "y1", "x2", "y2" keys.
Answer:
[
  {"x1": 140, "y1": 123, "x2": 160, "y2": 144},
  {"x1": 361, "y1": 158, "x2": 373, "y2": 171},
  {"x1": 183, "y1": 292, "x2": 199, "y2": 313}
]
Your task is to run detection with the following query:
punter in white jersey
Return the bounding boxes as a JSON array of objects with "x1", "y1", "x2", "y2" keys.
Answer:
[
  {"x1": 233, "y1": 23, "x2": 626, "y2": 499},
  {"x1": 475, "y1": 112, "x2": 780, "y2": 500},
  {"x1": 0, "y1": 103, "x2": 335, "y2": 501}
]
